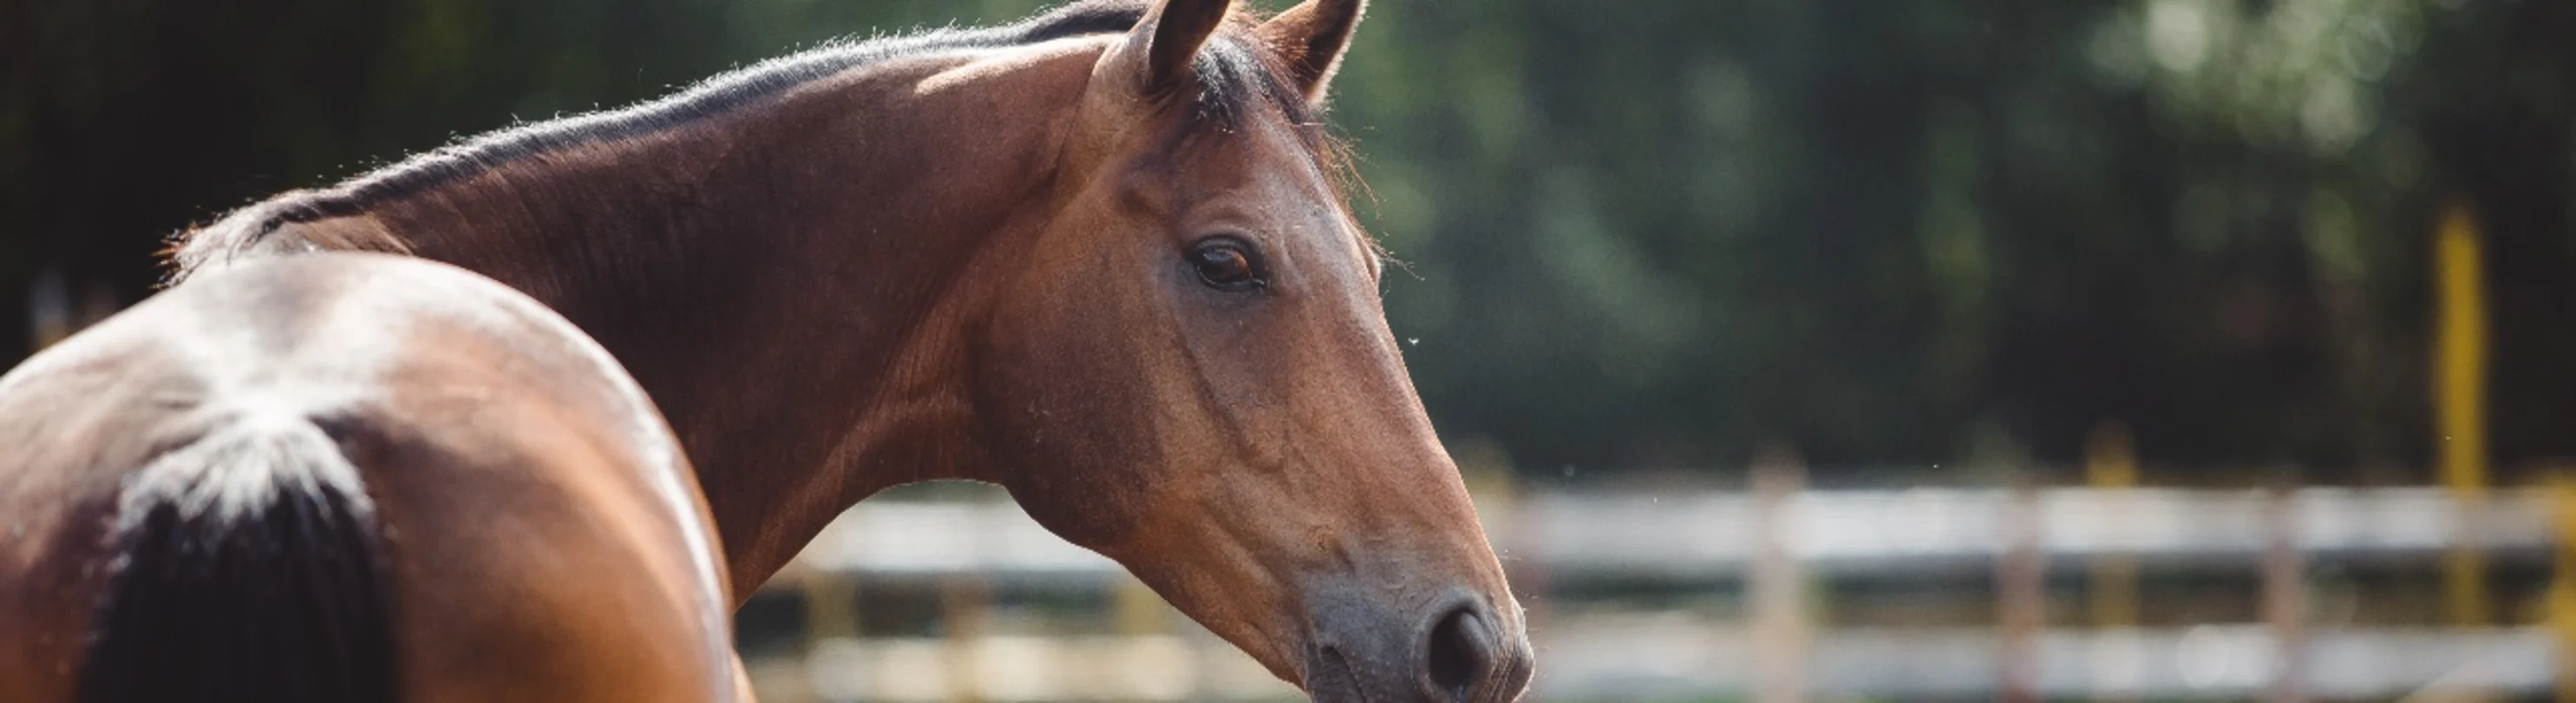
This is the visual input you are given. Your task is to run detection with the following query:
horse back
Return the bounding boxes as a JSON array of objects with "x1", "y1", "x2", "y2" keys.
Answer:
[{"x1": 0, "y1": 253, "x2": 734, "y2": 703}]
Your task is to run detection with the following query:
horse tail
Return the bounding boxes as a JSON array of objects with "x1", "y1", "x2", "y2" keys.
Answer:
[{"x1": 75, "y1": 412, "x2": 400, "y2": 703}]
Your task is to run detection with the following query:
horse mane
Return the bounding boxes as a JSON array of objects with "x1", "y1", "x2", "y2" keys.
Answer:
[{"x1": 164, "y1": 0, "x2": 1358, "y2": 284}]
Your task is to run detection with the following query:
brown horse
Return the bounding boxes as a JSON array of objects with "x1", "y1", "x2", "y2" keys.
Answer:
[{"x1": 8, "y1": 0, "x2": 1534, "y2": 700}]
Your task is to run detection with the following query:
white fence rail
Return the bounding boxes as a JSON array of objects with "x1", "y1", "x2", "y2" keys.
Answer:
[
  {"x1": 791, "y1": 487, "x2": 2555, "y2": 580},
  {"x1": 761, "y1": 486, "x2": 2574, "y2": 701}
]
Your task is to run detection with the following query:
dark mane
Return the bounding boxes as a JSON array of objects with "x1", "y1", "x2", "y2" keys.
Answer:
[{"x1": 166, "y1": 0, "x2": 1352, "y2": 280}]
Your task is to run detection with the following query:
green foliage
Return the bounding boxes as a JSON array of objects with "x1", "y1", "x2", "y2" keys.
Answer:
[{"x1": 3, "y1": 0, "x2": 2571, "y2": 480}]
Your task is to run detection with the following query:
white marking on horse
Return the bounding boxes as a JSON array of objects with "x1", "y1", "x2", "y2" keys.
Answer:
[
  {"x1": 113, "y1": 411, "x2": 374, "y2": 533},
  {"x1": 109, "y1": 263, "x2": 396, "y2": 524}
]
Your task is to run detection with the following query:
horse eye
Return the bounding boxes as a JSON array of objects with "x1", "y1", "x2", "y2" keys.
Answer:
[{"x1": 1188, "y1": 238, "x2": 1265, "y2": 292}]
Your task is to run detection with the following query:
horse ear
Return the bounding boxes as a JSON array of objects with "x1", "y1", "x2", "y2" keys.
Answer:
[
  {"x1": 1115, "y1": 0, "x2": 1233, "y2": 96},
  {"x1": 1258, "y1": 0, "x2": 1365, "y2": 105}
]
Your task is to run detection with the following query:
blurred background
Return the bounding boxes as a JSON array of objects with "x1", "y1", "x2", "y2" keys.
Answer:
[{"x1": 7, "y1": 0, "x2": 2576, "y2": 700}]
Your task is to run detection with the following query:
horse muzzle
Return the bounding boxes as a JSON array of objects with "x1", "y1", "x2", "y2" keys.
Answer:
[{"x1": 1300, "y1": 584, "x2": 1534, "y2": 703}]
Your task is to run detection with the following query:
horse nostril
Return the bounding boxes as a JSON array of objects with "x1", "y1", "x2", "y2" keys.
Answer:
[{"x1": 1424, "y1": 605, "x2": 1495, "y2": 700}]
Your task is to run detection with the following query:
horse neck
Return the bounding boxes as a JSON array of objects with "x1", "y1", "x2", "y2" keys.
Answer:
[{"x1": 343, "y1": 57, "x2": 1085, "y2": 592}]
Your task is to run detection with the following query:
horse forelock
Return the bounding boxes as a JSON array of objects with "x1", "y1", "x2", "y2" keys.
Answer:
[
  {"x1": 1181, "y1": 30, "x2": 1382, "y2": 270},
  {"x1": 158, "y1": 0, "x2": 1374, "y2": 279}
]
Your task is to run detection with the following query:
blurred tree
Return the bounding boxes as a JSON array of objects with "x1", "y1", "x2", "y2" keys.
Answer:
[{"x1": 2, "y1": 0, "x2": 2568, "y2": 483}]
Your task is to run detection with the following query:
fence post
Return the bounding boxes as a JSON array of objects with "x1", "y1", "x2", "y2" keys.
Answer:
[
  {"x1": 940, "y1": 574, "x2": 991, "y2": 703},
  {"x1": 29, "y1": 269, "x2": 68, "y2": 352},
  {"x1": 1112, "y1": 574, "x2": 1167, "y2": 636},
  {"x1": 2085, "y1": 424, "x2": 2140, "y2": 703},
  {"x1": 800, "y1": 568, "x2": 856, "y2": 703},
  {"x1": 2435, "y1": 200, "x2": 2492, "y2": 627},
  {"x1": 1111, "y1": 572, "x2": 1177, "y2": 694},
  {"x1": 2262, "y1": 487, "x2": 2306, "y2": 703},
  {"x1": 2085, "y1": 424, "x2": 2140, "y2": 630},
  {"x1": 1998, "y1": 479, "x2": 2045, "y2": 703},
  {"x1": 1750, "y1": 446, "x2": 1809, "y2": 703},
  {"x1": 805, "y1": 568, "x2": 858, "y2": 641}
]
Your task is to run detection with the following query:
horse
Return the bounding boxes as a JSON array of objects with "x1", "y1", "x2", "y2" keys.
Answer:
[{"x1": 5, "y1": 0, "x2": 1535, "y2": 699}]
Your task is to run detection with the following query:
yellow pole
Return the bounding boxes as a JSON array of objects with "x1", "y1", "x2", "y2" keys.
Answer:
[
  {"x1": 2435, "y1": 200, "x2": 2492, "y2": 627},
  {"x1": 2552, "y1": 476, "x2": 2576, "y2": 703}
]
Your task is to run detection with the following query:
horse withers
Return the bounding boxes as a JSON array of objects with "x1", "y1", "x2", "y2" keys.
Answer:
[{"x1": 16, "y1": 0, "x2": 1535, "y2": 700}]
